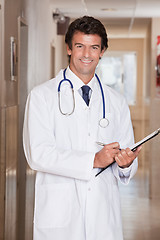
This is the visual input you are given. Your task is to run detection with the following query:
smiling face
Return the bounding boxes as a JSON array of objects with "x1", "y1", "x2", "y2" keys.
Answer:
[{"x1": 67, "y1": 31, "x2": 105, "y2": 84}]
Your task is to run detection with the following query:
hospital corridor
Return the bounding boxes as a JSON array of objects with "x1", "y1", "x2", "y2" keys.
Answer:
[
  {"x1": 120, "y1": 169, "x2": 160, "y2": 240},
  {"x1": 0, "y1": 0, "x2": 160, "y2": 239}
]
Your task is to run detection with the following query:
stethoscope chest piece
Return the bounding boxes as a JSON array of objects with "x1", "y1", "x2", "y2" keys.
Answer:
[{"x1": 99, "y1": 118, "x2": 109, "y2": 128}]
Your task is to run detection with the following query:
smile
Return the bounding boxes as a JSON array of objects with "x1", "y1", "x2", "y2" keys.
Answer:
[{"x1": 80, "y1": 59, "x2": 92, "y2": 64}]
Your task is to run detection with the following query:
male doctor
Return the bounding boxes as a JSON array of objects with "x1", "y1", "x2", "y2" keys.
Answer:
[{"x1": 23, "y1": 16, "x2": 141, "y2": 240}]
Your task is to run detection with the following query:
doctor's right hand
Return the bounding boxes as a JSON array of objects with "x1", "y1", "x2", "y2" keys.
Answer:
[{"x1": 94, "y1": 142, "x2": 120, "y2": 168}]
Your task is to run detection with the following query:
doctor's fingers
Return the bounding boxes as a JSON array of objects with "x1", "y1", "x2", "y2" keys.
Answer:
[
  {"x1": 124, "y1": 147, "x2": 142, "y2": 159},
  {"x1": 115, "y1": 148, "x2": 136, "y2": 167},
  {"x1": 131, "y1": 146, "x2": 142, "y2": 157},
  {"x1": 117, "y1": 148, "x2": 134, "y2": 160},
  {"x1": 103, "y1": 148, "x2": 120, "y2": 158},
  {"x1": 103, "y1": 142, "x2": 120, "y2": 150}
]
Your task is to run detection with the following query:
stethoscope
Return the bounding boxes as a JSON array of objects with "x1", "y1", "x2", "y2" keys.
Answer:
[{"x1": 58, "y1": 69, "x2": 109, "y2": 128}]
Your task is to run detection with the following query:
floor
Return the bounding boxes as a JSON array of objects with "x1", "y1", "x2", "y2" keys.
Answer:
[{"x1": 119, "y1": 169, "x2": 160, "y2": 240}]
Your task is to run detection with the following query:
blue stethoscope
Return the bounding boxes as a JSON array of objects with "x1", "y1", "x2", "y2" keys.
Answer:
[{"x1": 58, "y1": 69, "x2": 109, "y2": 128}]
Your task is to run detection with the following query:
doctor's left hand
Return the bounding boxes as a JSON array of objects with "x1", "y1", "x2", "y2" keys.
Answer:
[{"x1": 115, "y1": 146, "x2": 142, "y2": 168}]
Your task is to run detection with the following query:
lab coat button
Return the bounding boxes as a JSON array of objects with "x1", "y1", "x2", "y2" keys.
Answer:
[{"x1": 88, "y1": 187, "x2": 91, "y2": 191}]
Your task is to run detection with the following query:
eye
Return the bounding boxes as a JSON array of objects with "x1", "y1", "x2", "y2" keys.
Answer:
[
  {"x1": 76, "y1": 44, "x2": 83, "y2": 48},
  {"x1": 92, "y1": 46, "x2": 99, "y2": 50}
]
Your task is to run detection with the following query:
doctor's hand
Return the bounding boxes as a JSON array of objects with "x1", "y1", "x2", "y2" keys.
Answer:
[
  {"x1": 115, "y1": 146, "x2": 142, "y2": 168},
  {"x1": 94, "y1": 142, "x2": 121, "y2": 168}
]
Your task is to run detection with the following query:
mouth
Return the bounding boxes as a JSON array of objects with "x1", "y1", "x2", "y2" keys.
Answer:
[{"x1": 80, "y1": 59, "x2": 92, "y2": 64}]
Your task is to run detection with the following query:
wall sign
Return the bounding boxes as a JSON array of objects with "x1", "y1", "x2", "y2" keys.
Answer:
[{"x1": 156, "y1": 35, "x2": 160, "y2": 97}]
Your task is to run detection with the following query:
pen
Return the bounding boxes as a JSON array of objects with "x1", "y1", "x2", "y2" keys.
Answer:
[
  {"x1": 96, "y1": 142, "x2": 121, "y2": 150},
  {"x1": 96, "y1": 141, "x2": 105, "y2": 147}
]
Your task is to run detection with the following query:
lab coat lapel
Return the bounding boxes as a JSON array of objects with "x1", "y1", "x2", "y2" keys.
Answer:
[{"x1": 89, "y1": 80, "x2": 101, "y2": 106}]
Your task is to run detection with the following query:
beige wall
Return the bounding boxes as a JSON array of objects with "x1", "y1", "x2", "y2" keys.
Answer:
[{"x1": 149, "y1": 18, "x2": 160, "y2": 199}]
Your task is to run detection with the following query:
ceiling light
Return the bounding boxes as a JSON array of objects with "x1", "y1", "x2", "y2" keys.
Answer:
[{"x1": 101, "y1": 8, "x2": 117, "y2": 11}]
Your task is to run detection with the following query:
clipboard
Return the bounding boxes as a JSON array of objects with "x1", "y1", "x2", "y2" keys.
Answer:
[
  {"x1": 129, "y1": 128, "x2": 160, "y2": 151},
  {"x1": 95, "y1": 128, "x2": 160, "y2": 177}
]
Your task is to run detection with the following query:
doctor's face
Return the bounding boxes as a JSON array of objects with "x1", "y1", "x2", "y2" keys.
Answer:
[{"x1": 67, "y1": 31, "x2": 105, "y2": 84}]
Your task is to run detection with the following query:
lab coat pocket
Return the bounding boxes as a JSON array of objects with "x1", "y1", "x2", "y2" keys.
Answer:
[{"x1": 35, "y1": 183, "x2": 71, "y2": 228}]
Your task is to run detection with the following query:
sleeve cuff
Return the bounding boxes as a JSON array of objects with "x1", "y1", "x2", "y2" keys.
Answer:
[{"x1": 118, "y1": 164, "x2": 132, "y2": 177}]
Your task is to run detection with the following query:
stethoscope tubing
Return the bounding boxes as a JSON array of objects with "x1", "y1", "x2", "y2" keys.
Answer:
[
  {"x1": 95, "y1": 73, "x2": 105, "y2": 119},
  {"x1": 58, "y1": 69, "x2": 75, "y2": 116},
  {"x1": 58, "y1": 69, "x2": 107, "y2": 125},
  {"x1": 58, "y1": 69, "x2": 74, "y2": 92}
]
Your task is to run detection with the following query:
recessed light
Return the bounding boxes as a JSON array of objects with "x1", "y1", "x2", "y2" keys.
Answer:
[{"x1": 101, "y1": 8, "x2": 117, "y2": 11}]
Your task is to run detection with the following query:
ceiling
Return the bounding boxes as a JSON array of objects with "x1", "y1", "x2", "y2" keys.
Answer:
[
  {"x1": 50, "y1": 0, "x2": 160, "y2": 19},
  {"x1": 50, "y1": 0, "x2": 160, "y2": 37}
]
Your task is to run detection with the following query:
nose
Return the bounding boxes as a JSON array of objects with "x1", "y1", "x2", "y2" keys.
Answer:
[{"x1": 83, "y1": 47, "x2": 90, "y2": 58}]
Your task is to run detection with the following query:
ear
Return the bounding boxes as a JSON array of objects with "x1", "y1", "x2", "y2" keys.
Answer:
[
  {"x1": 100, "y1": 48, "x2": 106, "y2": 58},
  {"x1": 66, "y1": 44, "x2": 72, "y2": 56}
]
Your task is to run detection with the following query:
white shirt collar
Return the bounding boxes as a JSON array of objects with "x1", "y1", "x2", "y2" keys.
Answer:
[{"x1": 65, "y1": 66, "x2": 96, "y2": 91}]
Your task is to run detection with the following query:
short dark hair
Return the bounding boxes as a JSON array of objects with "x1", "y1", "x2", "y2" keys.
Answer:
[{"x1": 65, "y1": 16, "x2": 108, "y2": 51}]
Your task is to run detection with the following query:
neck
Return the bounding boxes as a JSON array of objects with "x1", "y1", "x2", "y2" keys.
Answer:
[
  {"x1": 69, "y1": 67, "x2": 95, "y2": 84},
  {"x1": 80, "y1": 74, "x2": 94, "y2": 84}
]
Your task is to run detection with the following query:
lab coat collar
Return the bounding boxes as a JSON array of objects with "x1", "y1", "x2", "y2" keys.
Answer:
[{"x1": 64, "y1": 67, "x2": 101, "y2": 105}]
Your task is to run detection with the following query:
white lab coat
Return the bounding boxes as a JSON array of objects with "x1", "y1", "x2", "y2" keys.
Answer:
[{"x1": 23, "y1": 67, "x2": 138, "y2": 240}]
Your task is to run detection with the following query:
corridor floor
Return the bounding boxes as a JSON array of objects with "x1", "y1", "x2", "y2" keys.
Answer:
[{"x1": 119, "y1": 169, "x2": 160, "y2": 240}]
